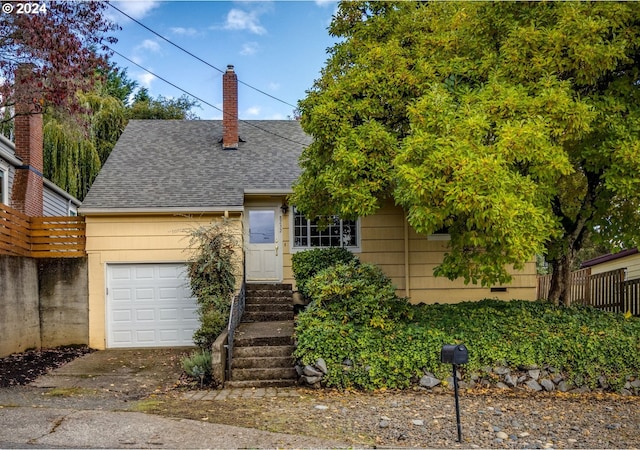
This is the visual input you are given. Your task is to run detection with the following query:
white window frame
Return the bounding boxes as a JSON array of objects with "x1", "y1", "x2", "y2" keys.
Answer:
[
  {"x1": 0, "y1": 161, "x2": 8, "y2": 205},
  {"x1": 290, "y1": 207, "x2": 361, "y2": 253}
]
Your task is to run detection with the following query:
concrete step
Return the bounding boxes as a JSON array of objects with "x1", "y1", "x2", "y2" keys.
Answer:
[
  {"x1": 244, "y1": 303, "x2": 293, "y2": 312},
  {"x1": 224, "y1": 379, "x2": 297, "y2": 389},
  {"x1": 242, "y1": 311, "x2": 294, "y2": 322},
  {"x1": 234, "y1": 333, "x2": 293, "y2": 347},
  {"x1": 246, "y1": 283, "x2": 292, "y2": 291},
  {"x1": 245, "y1": 295, "x2": 292, "y2": 305},
  {"x1": 232, "y1": 356, "x2": 294, "y2": 370},
  {"x1": 233, "y1": 345, "x2": 295, "y2": 358},
  {"x1": 230, "y1": 367, "x2": 297, "y2": 382}
]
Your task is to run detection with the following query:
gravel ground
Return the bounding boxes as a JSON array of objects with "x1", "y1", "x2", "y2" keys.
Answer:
[{"x1": 143, "y1": 387, "x2": 640, "y2": 449}]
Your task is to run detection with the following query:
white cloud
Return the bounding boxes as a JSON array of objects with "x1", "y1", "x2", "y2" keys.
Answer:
[
  {"x1": 240, "y1": 42, "x2": 259, "y2": 56},
  {"x1": 315, "y1": 0, "x2": 337, "y2": 7},
  {"x1": 224, "y1": 9, "x2": 267, "y2": 35},
  {"x1": 137, "y1": 39, "x2": 161, "y2": 53},
  {"x1": 111, "y1": 0, "x2": 161, "y2": 20},
  {"x1": 246, "y1": 106, "x2": 261, "y2": 116},
  {"x1": 170, "y1": 27, "x2": 198, "y2": 37},
  {"x1": 137, "y1": 73, "x2": 156, "y2": 88}
]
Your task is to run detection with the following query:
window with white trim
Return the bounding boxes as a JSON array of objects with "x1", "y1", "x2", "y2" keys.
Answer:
[
  {"x1": 0, "y1": 161, "x2": 8, "y2": 205},
  {"x1": 292, "y1": 207, "x2": 359, "y2": 250}
]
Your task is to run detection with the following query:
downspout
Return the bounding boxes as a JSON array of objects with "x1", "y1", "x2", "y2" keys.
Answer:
[{"x1": 404, "y1": 211, "x2": 411, "y2": 298}]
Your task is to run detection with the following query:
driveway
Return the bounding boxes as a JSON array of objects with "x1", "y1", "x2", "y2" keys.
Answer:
[{"x1": 0, "y1": 348, "x2": 351, "y2": 449}]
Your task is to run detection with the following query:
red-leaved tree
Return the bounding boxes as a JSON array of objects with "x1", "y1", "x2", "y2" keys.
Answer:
[{"x1": 0, "y1": 1, "x2": 118, "y2": 121}]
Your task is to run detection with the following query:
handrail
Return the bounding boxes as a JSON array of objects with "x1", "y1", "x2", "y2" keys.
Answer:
[{"x1": 226, "y1": 280, "x2": 246, "y2": 381}]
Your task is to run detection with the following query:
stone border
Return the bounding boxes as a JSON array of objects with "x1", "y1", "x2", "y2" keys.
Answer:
[{"x1": 296, "y1": 359, "x2": 640, "y2": 396}]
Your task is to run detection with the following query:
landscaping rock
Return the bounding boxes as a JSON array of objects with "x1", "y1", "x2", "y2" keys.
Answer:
[
  {"x1": 526, "y1": 380, "x2": 543, "y2": 391},
  {"x1": 540, "y1": 379, "x2": 555, "y2": 392},
  {"x1": 419, "y1": 375, "x2": 440, "y2": 388},
  {"x1": 303, "y1": 365, "x2": 323, "y2": 377},
  {"x1": 316, "y1": 358, "x2": 328, "y2": 374},
  {"x1": 302, "y1": 375, "x2": 322, "y2": 385},
  {"x1": 528, "y1": 369, "x2": 541, "y2": 380},
  {"x1": 504, "y1": 374, "x2": 518, "y2": 387},
  {"x1": 493, "y1": 366, "x2": 510, "y2": 375}
]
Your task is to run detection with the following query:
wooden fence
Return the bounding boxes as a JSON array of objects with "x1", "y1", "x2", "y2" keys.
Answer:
[
  {"x1": 0, "y1": 204, "x2": 85, "y2": 258},
  {"x1": 537, "y1": 267, "x2": 640, "y2": 315}
]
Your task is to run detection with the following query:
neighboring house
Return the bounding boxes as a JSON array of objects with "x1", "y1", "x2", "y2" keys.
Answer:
[
  {"x1": 581, "y1": 248, "x2": 640, "y2": 281},
  {"x1": 80, "y1": 65, "x2": 536, "y2": 350},
  {"x1": 1, "y1": 125, "x2": 80, "y2": 216}
]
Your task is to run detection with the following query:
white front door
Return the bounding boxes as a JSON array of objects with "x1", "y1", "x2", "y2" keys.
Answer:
[{"x1": 245, "y1": 207, "x2": 282, "y2": 282}]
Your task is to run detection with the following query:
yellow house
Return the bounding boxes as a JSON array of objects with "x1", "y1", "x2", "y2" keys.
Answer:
[{"x1": 80, "y1": 66, "x2": 536, "y2": 350}]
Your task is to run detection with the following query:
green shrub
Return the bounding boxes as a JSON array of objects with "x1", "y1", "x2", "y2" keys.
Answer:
[
  {"x1": 181, "y1": 350, "x2": 213, "y2": 387},
  {"x1": 294, "y1": 263, "x2": 640, "y2": 391},
  {"x1": 305, "y1": 261, "x2": 411, "y2": 327},
  {"x1": 291, "y1": 247, "x2": 357, "y2": 299},
  {"x1": 184, "y1": 220, "x2": 238, "y2": 350}
]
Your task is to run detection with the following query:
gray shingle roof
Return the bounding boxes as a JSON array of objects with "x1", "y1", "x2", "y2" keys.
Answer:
[{"x1": 81, "y1": 120, "x2": 311, "y2": 211}]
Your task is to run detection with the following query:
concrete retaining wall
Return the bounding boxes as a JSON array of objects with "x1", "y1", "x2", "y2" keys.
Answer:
[
  {"x1": 38, "y1": 258, "x2": 88, "y2": 348},
  {"x1": 0, "y1": 256, "x2": 40, "y2": 357},
  {"x1": 0, "y1": 255, "x2": 88, "y2": 357}
]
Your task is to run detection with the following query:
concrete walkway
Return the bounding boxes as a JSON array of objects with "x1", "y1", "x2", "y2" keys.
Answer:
[{"x1": 0, "y1": 406, "x2": 351, "y2": 449}]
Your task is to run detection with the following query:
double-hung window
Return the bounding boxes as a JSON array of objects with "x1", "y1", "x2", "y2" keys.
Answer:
[{"x1": 292, "y1": 207, "x2": 360, "y2": 251}]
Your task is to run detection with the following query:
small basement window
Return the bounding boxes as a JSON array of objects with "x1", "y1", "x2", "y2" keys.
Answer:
[{"x1": 490, "y1": 287, "x2": 508, "y2": 293}]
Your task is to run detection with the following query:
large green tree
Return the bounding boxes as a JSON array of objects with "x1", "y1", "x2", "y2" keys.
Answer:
[
  {"x1": 292, "y1": 1, "x2": 640, "y2": 305},
  {"x1": 42, "y1": 66, "x2": 199, "y2": 200}
]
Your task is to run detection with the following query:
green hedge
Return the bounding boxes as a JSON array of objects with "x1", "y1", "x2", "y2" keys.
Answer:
[
  {"x1": 294, "y1": 262, "x2": 640, "y2": 391},
  {"x1": 291, "y1": 247, "x2": 357, "y2": 299}
]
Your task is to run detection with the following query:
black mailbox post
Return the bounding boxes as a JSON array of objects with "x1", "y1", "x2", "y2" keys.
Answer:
[{"x1": 440, "y1": 344, "x2": 468, "y2": 442}]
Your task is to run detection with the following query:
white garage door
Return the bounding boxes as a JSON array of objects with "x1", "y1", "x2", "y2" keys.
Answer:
[{"x1": 106, "y1": 263, "x2": 198, "y2": 348}]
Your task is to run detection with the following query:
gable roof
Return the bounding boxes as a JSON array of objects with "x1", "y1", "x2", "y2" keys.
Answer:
[{"x1": 80, "y1": 120, "x2": 311, "y2": 214}]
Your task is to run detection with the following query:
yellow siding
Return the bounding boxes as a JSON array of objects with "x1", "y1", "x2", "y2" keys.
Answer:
[
  {"x1": 85, "y1": 213, "x2": 242, "y2": 349},
  {"x1": 281, "y1": 200, "x2": 537, "y2": 303},
  {"x1": 87, "y1": 199, "x2": 537, "y2": 348},
  {"x1": 589, "y1": 254, "x2": 640, "y2": 280}
]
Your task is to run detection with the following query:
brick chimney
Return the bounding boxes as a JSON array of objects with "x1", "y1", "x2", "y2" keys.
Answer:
[
  {"x1": 11, "y1": 65, "x2": 43, "y2": 216},
  {"x1": 222, "y1": 64, "x2": 239, "y2": 150}
]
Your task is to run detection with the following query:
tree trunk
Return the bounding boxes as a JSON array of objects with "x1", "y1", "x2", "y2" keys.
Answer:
[{"x1": 547, "y1": 251, "x2": 576, "y2": 306}]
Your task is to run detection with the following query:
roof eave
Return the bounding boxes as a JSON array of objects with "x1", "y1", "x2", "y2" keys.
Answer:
[{"x1": 79, "y1": 206, "x2": 244, "y2": 216}]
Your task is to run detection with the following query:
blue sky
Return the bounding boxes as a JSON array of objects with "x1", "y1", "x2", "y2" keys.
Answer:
[{"x1": 107, "y1": 1, "x2": 339, "y2": 120}]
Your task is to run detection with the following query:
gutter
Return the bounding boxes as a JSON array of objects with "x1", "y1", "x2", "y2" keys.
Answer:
[
  {"x1": 79, "y1": 206, "x2": 244, "y2": 216},
  {"x1": 244, "y1": 188, "x2": 293, "y2": 196}
]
